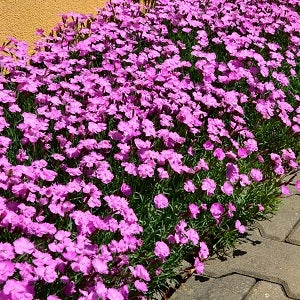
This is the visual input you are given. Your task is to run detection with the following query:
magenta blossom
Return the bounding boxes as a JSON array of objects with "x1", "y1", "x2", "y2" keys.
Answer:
[
  {"x1": 189, "y1": 203, "x2": 200, "y2": 219},
  {"x1": 226, "y1": 163, "x2": 240, "y2": 183},
  {"x1": 153, "y1": 194, "x2": 169, "y2": 209},
  {"x1": 201, "y1": 178, "x2": 216, "y2": 196},
  {"x1": 210, "y1": 203, "x2": 224, "y2": 222},
  {"x1": 227, "y1": 202, "x2": 236, "y2": 218},
  {"x1": 296, "y1": 180, "x2": 300, "y2": 192},
  {"x1": 184, "y1": 180, "x2": 197, "y2": 193},
  {"x1": 221, "y1": 181, "x2": 234, "y2": 196},
  {"x1": 258, "y1": 204, "x2": 265, "y2": 211},
  {"x1": 199, "y1": 241, "x2": 209, "y2": 259},
  {"x1": 194, "y1": 258, "x2": 205, "y2": 274},
  {"x1": 154, "y1": 241, "x2": 170, "y2": 261},
  {"x1": 281, "y1": 185, "x2": 291, "y2": 196},
  {"x1": 250, "y1": 168, "x2": 263, "y2": 182},
  {"x1": 13, "y1": 238, "x2": 35, "y2": 255},
  {"x1": 235, "y1": 220, "x2": 246, "y2": 234},
  {"x1": 134, "y1": 281, "x2": 148, "y2": 292},
  {"x1": 120, "y1": 183, "x2": 132, "y2": 197}
]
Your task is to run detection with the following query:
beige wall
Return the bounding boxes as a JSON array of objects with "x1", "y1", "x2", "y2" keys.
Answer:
[{"x1": 0, "y1": 1, "x2": 107, "y2": 46}]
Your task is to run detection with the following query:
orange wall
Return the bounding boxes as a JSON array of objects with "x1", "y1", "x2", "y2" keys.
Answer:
[{"x1": 0, "y1": 1, "x2": 107, "y2": 46}]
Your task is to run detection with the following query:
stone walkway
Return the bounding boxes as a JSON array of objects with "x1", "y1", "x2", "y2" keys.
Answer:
[{"x1": 171, "y1": 173, "x2": 300, "y2": 300}]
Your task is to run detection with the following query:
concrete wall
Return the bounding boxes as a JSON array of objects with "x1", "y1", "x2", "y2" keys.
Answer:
[{"x1": 0, "y1": 1, "x2": 107, "y2": 46}]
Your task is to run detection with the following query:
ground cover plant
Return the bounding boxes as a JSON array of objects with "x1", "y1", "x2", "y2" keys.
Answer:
[{"x1": 0, "y1": 0, "x2": 300, "y2": 298}]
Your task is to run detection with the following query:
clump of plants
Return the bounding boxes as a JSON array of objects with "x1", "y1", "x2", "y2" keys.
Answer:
[{"x1": 0, "y1": 0, "x2": 300, "y2": 298}]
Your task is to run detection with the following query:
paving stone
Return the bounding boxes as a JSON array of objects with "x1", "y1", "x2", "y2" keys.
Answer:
[
  {"x1": 286, "y1": 220, "x2": 300, "y2": 246},
  {"x1": 246, "y1": 281, "x2": 289, "y2": 300},
  {"x1": 204, "y1": 229, "x2": 300, "y2": 299},
  {"x1": 255, "y1": 194, "x2": 300, "y2": 241},
  {"x1": 170, "y1": 274, "x2": 255, "y2": 300}
]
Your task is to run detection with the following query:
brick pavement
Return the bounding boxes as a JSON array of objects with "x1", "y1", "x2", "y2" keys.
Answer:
[{"x1": 170, "y1": 173, "x2": 300, "y2": 300}]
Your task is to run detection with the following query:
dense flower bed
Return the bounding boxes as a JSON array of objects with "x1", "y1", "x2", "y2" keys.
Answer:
[{"x1": 0, "y1": 0, "x2": 300, "y2": 298}]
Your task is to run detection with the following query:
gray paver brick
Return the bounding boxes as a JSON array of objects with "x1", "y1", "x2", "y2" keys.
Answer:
[
  {"x1": 170, "y1": 274, "x2": 255, "y2": 300},
  {"x1": 204, "y1": 229, "x2": 300, "y2": 299},
  {"x1": 255, "y1": 195, "x2": 300, "y2": 241},
  {"x1": 246, "y1": 281, "x2": 289, "y2": 300},
  {"x1": 286, "y1": 220, "x2": 300, "y2": 245}
]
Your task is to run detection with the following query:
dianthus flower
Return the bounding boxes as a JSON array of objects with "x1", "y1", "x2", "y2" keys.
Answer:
[
  {"x1": 296, "y1": 180, "x2": 300, "y2": 192},
  {"x1": 221, "y1": 181, "x2": 234, "y2": 196},
  {"x1": 194, "y1": 257, "x2": 205, "y2": 274},
  {"x1": 184, "y1": 180, "x2": 196, "y2": 193},
  {"x1": 235, "y1": 220, "x2": 246, "y2": 234},
  {"x1": 250, "y1": 168, "x2": 263, "y2": 182},
  {"x1": 134, "y1": 280, "x2": 148, "y2": 292},
  {"x1": 189, "y1": 203, "x2": 200, "y2": 219},
  {"x1": 199, "y1": 241, "x2": 209, "y2": 259},
  {"x1": 154, "y1": 241, "x2": 170, "y2": 261},
  {"x1": 226, "y1": 163, "x2": 239, "y2": 183},
  {"x1": 201, "y1": 178, "x2": 216, "y2": 196},
  {"x1": 281, "y1": 185, "x2": 290, "y2": 196},
  {"x1": 13, "y1": 237, "x2": 35, "y2": 255},
  {"x1": 227, "y1": 202, "x2": 236, "y2": 218},
  {"x1": 0, "y1": 261, "x2": 15, "y2": 283},
  {"x1": 153, "y1": 194, "x2": 169, "y2": 209},
  {"x1": 120, "y1": 183, "x2": 132, "y2": 197},
  {"x1": 213, "y1": 148, "x2": 225, "y2": 160},
  {"x1": 210, "y1": 203, "x2": 224, "y2": 223}
]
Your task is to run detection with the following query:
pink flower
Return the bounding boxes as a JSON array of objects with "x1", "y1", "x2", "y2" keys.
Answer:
[
  {"x1": 154, "y1": 241, "x2": 170, "y2": 261},
  {"x1": 281, "y1": 185, "x2": 290, "y2": 196},
  {"x1": 221, "y1": 181, "x2": 234, "y2": 196},
  {"x1": 274, "y1": 165, "x2": 285, "y2": 175},
  {"x1": 120, "y1": 183, "x2": 132, "y2": 197},
  {"x1": 194, "y1": 257, "x2": 205, "y2": 274},
  {"x1": 155, "y1": 268, "x2": 162, "y2": 276},
  {"x1": 194, "y1": 159, "x2": 209, "y2": 171},
  {"x1": 107, "y1": 288, "x2": 124, "y2": 300},
  {"x1": 189, "y1": 203, "x2": 200, "y2": 219},
  {"x1": 228, "y1": 202, "x2": 236, "y2": 218},
  {"x1": 235, "y1": 220, "x2": 246, "y2": 234},
  {"x1": 201, "y1": 203, "x2": 207, "y2": 211},
  {"x1": 244, "y1": 139, "x2": 258, "y2": 153},
  {"x1": 157, "y1": 168, "x2": 169, "y2": 179},
  {"x1": 3, "y1": 279, "x2": 34, "y2": 299},
  {"x1": 210, "y1": 203, "x2": 224, "y2": 222},
  {"x1": 47, "y1": 296, "x2": 61, "y2": 300},
  {"x1": 199, "y1": 241, "x2": 209, "y2": 259},
  {"x1": 94, "y1": 281, "x2": 107, "y2": 299},
  {"x1": 13, "y1": 238, "x2": 35, "y2": 255},
  {"x1": 201, "y1": 178, "x2": 216, "y2": 196},
  {"x1": 226, "y1": 163, "x2": 240, "y2": 183},
  {"x1": 129, "y1": 265, "x2": 150, "y2": 281},
  {"x1": 186, "y1": 228, "x2": 199, "y2": 245},
  {"x1": 16, "y1": 149, "x2": 29, "y2": 162},
  {"x1": 134, "y1": 280, "x2": 148, "y2": 292},
  {"x1": 0, "y1": 243, "x2": 15, "y2": 260},
  {"x1": 0, "y1": 261, "x2": 15, "y2": 283},
  {"x1": 239, "y1": 174, "x2": 251, "y2": 186},
  {"x1": 203, "y1": 140, "x2": 214, "y2": 150},
  {"x1": 250, "y1": 168, "x2": 263, "y2": 182},
  {"x1": 213, "y1": 148, "x2": 225, "y2": 160},
  {"x1": 237, "y1": 148, "x2": 248, "y2": 158},
  {"x1": 184, "y1": 180, "x2": 196, "y2": 193},
  {"x1": 36, "y1": 265, "x2": 58, "y2": 283},
  {"x1": 296, "y1": 180, "x2": 300, "y2": 192},
  {"x1": 258, "y1": 204, "x2": 265, "y2": 211},
  {"x1": 92, "y1": 258, "x2": 108, "y2": 274},
  {"x1": 153, "y1": 194, "x2": 169, "y2": 209},
  {"x1": 138, "y1": 163, "x2": 155, "y2": 178}
]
